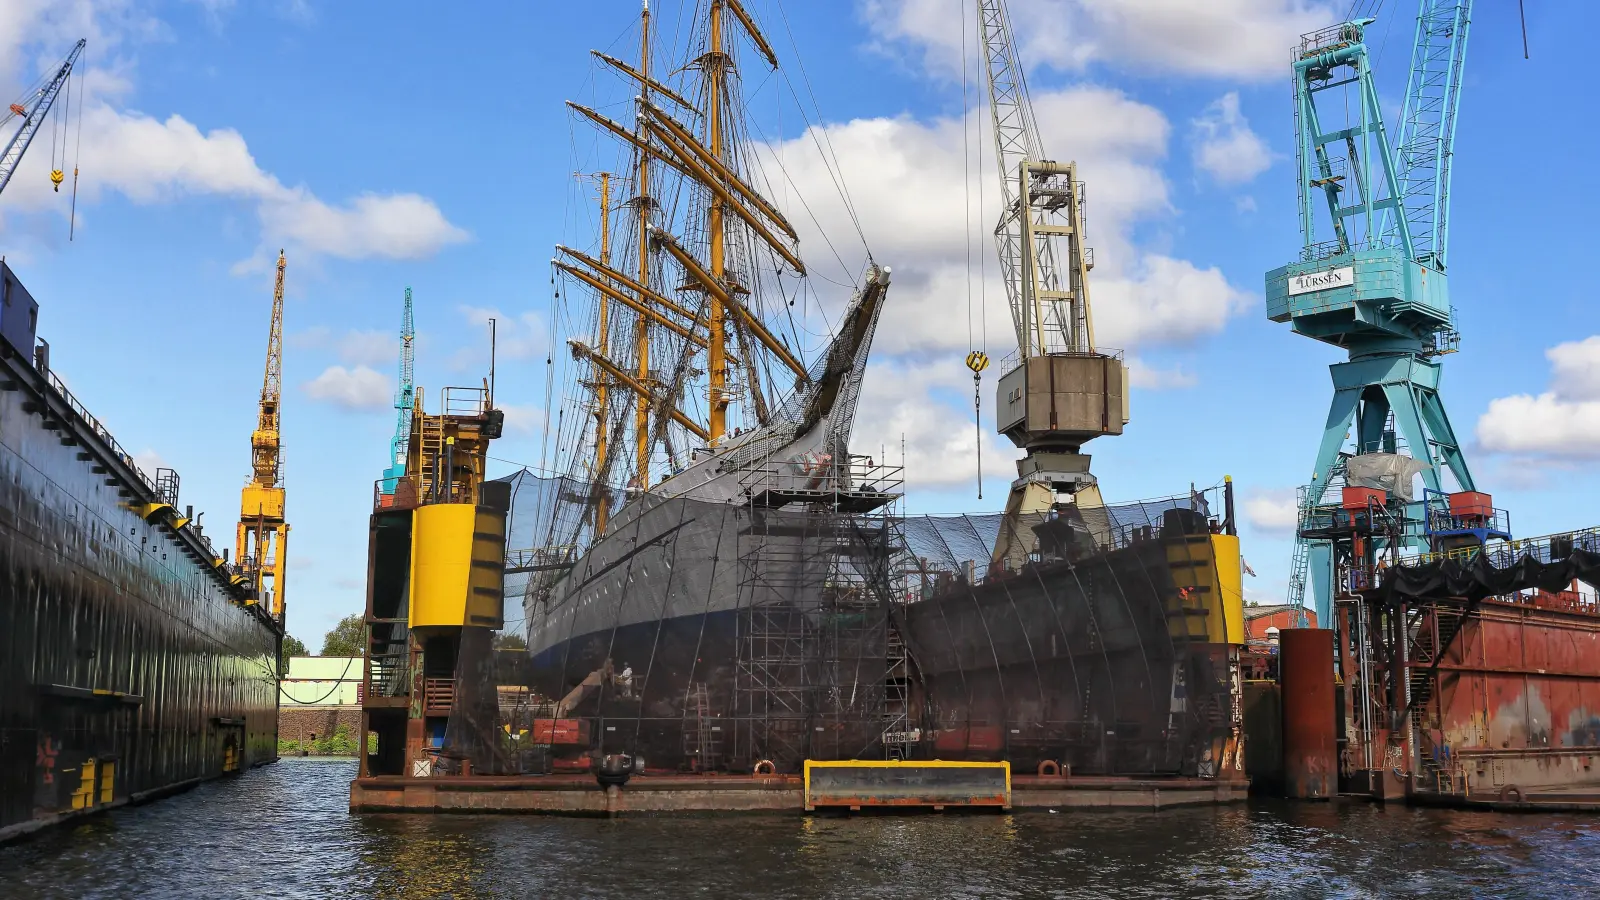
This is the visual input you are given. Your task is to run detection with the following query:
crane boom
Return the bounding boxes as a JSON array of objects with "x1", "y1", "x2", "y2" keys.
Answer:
[
  {"x1": 0, "y1": 39, "x2": 85, "y2": 198},
  {"x1": 977, "y1": 1, "x2": 1092, "y2": 356},
  {"x1": 253, "y1": 251, "x2": 286, "y2": 485},
  {"x1": 238, "y1": 251, "x2": 289, "y2": 622},
  {"x1": 382, "y1": 286, "x2": 415, "y2": 492},
  {"x1": 975, "y1": 0, "x2": 1126, "y2": 570},
  {"x1": 1389, "y1": 0, "x2": 1472, "y2": 271}
]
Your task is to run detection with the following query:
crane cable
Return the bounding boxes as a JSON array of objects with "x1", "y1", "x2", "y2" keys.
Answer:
[
  {"x1": 961, "y1": 0, "x2": 987, "y2": 500},
  {"x1": 69, "y1": 47, "x2": 84, "y2": 239},
  {"x1": 48, "y1": 70, "x2": 63, "y2": 192}
]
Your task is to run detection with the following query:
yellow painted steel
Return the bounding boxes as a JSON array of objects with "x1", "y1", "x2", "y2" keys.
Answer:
[
  {"x1": 1163, "y1": 533, "x2": 1246, "y2": 644},
  {"x1": 71, "y1": 758, "x2": 96, "y2": 809},
  {"x1": 409, "y1": 503, "x2": 506, "y2": 629},
  {"x1": 705, "y1": 0, "x2": 729, "y2": 444},
  {"x1": 236, "y1": 250, "x2": 290, "y2": 621},
  {"x1": 1210, "y1": 533, "x2": 1246, "y2": 645},
  {"x1": 98, "y1": 760, "x2": 114, "y2": 804}
]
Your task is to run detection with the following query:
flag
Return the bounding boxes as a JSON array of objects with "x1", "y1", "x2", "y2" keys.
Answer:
[{"x1": 1241, "y1": 558, "x2": 1257, "y2": 577}]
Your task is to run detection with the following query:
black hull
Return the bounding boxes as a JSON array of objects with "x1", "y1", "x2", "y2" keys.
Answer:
[
  {"x1": 0, "y1": 342, "x2": 279, "y2": 840},
  {"x1": 528, "y1": 604, "x2": 892, "y2": 773},
  {"x1": 901, "y1": 527, "x2": 1236, "y2": 776},
  {"x1": 521, "y1": 508, "x2": 1238, "y2": 777}
]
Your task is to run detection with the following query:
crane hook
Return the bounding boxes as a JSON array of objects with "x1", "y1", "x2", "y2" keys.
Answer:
[{"x1": 965, "y1": 351, "x2": 990, "y2": 499}]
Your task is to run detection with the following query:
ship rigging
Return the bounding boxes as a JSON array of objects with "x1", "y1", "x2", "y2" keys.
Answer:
[{"x1": 539, "y1": 0, "x2": 877, "y2": 554}]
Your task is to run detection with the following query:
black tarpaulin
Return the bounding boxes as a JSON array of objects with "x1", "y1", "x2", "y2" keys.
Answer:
[{"x1": 1375, "y1": 548, "x2": 1600, "y2": 605}]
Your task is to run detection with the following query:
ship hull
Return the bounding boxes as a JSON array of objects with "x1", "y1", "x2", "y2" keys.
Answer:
[
  {"x1": 523, "y1": 494, "x2": 1242, "y2": 776},
  {"x1": 0, "y1": 343, "x2": 279, "y2": 841},
  {"x1": 900, "y1": 530, "x2": 1237, "y2": 776}
]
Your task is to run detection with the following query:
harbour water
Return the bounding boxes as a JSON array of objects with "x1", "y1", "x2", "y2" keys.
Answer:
[{"x1": 1, "y1": 759, "x2": 1598, "y2": 898}]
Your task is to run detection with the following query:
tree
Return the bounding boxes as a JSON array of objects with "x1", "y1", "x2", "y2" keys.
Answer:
[
  {"x1": 322, "y1": 614, "x2": 365, "y2": 657},
  {"x1": 279, "y1": 634, "x2": 307, "y2": 674},
  {"x1": 493, "y1": 631, "x2": 527, "y2": 650}
]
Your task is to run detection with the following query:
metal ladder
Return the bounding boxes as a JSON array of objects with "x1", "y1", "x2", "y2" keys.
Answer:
[
  {"x1": 681, "y1": 682, "x2": 723, "y2": 772},
  {"x1": 417, "y1": 410, "x2": 444, "y2": 500}
]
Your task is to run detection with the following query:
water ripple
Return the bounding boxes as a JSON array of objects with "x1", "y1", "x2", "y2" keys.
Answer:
[{"x1": 0, "y1": 760, "x2": 1595, "y2": 899}]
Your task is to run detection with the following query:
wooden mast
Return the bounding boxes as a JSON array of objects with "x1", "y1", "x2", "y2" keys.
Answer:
[
  {"x1": 633, "y1": 1, "x2": 654, "y2": 488},
  {"x1": 592, "y1": 171, "x2": 613, "y2": 534},
  {"x1": 705, "y1": 0, "x2": 729, "y2": 443}
]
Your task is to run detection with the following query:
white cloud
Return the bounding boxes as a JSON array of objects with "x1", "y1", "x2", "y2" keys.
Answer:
[
  {"x1": 862, "y1": 0, "x2": 1337, "y2": 81},
  {"x1": 288, "y1": 327, "x2": 395, "y2": 367},
  {"x1": 498, "y1": 403, "x2": 542, "y2": 436},
  {"x1": 1092, "y1": 255, "x2": 1253, "y2": 349},
  {"x1": 1549, "y1": 335, "x2": 1600, "y2": 400},
  {"x1": 1244, "y1": 488, "x2": 1298, "y2": 534},
  {"x1": 1477, "y1": 335, "x2": 1600, "y2": 460},
  {"x1": 758, "y1": 86, "x2": 1247, "y2": 363},
  {"x1": 1477, "y1": 394, "x2": 1600, "y2": 460},
  {"x1": 852, "y1": 358, "x2": 1018, "y2": 488},
  {"x1": 302, "y1": 364, "x2": 390, "y2": 411},
  {"x1": 1190, "y1": 92, "x2": 1273, "y2": 185},
  {"x1": 336, "y1": 329, "x2": 394, "y2": 367},
  {"x1": 1126, "y1": 357, "x2": 1196, "y2": 390},
  {"x1": 456, "y1": 306, "x2": 546, "y2": 365},
  {"x1": 0, "y1": 4, "x2": 468, "y2": 265}
]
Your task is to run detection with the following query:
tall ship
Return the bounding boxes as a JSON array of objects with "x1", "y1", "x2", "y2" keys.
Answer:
[
  {"x1": 504, "y1": 0, "x2": 899, "y2": 773},
  {"x1": 0, "y1": 260, "x2": 281, "y2": 841},
  {"x1": 489, "y1": 0, "x2": 1246, "y2": 781}
]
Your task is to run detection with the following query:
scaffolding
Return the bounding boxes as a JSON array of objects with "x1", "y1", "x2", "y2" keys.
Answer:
[{"x1": 732, "y1": 455, "x2": 905, "y2": 769}]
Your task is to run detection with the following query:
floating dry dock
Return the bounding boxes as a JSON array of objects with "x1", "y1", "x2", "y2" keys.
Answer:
[
  {"x1": 0, "y1": 262, "x2": 280, "y2": 843},
  {"x1": 349, "y1": 768, "x2": 1248, "y2": 815}
]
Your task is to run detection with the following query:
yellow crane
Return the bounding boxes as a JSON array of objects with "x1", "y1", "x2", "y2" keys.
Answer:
[{"x1": 238, "y1": 250, "x2": 289, "y2": 621}]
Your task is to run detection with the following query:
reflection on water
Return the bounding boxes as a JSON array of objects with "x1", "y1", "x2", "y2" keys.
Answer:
[{"x1": 1, "y1": 759, "x2": 1598, "y2": 899}]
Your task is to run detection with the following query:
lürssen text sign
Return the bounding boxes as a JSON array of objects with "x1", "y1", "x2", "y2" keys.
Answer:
[{"x1": 1288, "y1": 266, "x2": 1354, "y2": 296}]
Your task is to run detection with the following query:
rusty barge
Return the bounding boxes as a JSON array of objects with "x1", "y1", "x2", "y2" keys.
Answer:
[
  {"x1": 1240, "y1": 463, "x2": 1600, "y2": 809},
  {"x1": 0, "y1": 262, "x2": 280, "y2": 842}
]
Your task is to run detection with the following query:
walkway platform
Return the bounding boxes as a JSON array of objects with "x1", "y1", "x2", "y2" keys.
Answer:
[{"x1": 349, "y1": 773, "x2": 1249, "y2": 816}]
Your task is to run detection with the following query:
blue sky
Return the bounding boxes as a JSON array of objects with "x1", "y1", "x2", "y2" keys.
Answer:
[{"x1": 1, "y1": 0, "x2": 1593, "y2": 646}]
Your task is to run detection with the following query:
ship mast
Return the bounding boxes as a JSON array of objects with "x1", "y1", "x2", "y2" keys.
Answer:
[
  {"x1": 634, "y1": 2, "x2": 654, "y2": 489},
  {"x1": 556, "y1": 0, "x2": 811, "y2": 532},
  {"x1": 704, "y1": 0, "x2": 729, "y2": 443},
  {"x1": 590, "y1": 171, "x2": 614, "y2": 533}
]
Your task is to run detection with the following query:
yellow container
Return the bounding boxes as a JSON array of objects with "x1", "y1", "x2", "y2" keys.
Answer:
[{"x1": 409, "y1": 503, "x2": 506, "y2": 629}]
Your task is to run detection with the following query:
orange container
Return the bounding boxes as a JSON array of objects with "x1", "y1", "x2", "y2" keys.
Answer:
[
  {"x1": 1342, "y1": 487, "x2": 1386, "y2": 510},
  {"x1": 1449, "y1": 491, "x2": 1493, "y2": 519}
]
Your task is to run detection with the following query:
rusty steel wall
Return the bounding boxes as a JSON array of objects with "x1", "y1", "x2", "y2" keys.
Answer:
[
  {"x1": 1433, "y1": 600, "x2": 1600, "y2": 793},
  {"x1": 1280, "y1": 628, "x2": 1336, "y2": 799},
  {"x1": 0, "y1": 345, "x2": 280, "y2": 838}
]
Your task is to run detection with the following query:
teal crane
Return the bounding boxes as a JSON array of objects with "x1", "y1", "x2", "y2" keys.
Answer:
[
  {"x1": 381, "y1": 287, "x2": 415, "y2": 493},
  {"x1": 0, "y1": 39, "x2": 86, "y2": 197},
  {"x1": 1267, "y1": 1, "x2": 1475, "y2": 624}
]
